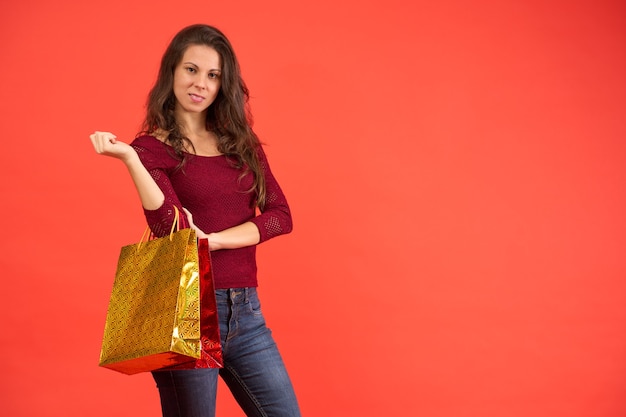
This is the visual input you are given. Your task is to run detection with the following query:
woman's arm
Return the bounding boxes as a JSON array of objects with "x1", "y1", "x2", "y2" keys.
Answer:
[
  {"x1": 183, "y1": 146, "x2": 292, "y2": 252},
  {"x1": 183, "y1": 208, "x2": 260, "y2": 251},
  {"x1": 90, "y1": 131, "x2": 165, "y2": 210},
  {"x1": 248, "y1": 147, "x2": 293, "y2": 242}
]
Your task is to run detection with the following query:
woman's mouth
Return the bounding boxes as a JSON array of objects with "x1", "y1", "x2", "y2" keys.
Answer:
[{"x1": 189, "y1": 94, "x2": 204, "y2": 103}]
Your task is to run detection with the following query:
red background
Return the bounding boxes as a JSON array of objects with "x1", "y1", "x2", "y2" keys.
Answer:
[{"x1": 1, "y1": 0, "x2": 625, "y2": 416}]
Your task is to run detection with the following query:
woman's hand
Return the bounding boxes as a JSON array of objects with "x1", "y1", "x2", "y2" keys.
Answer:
[
  {"x1": 90, "y1": 130, "x2": 165, "y2": 210},
  {"x1": 89, "y1": 131, "x2": 134, "y2": 162},
  {"x1": 183, "y1": 207, "x2": 209, "y2": 240}
]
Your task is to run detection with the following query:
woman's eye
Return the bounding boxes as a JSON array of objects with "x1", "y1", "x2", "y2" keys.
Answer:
[
  {"x1": 208, "y1": 73, "x2": 218, "y2": 79},
  {"x1": 186, "y1": 67, "x2": 196, "y2": 73}
]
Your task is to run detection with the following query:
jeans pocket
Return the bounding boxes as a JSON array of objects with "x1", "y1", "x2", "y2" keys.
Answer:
[{"x1": 247, "y1": 293, "x2": 263, "y2": 316}]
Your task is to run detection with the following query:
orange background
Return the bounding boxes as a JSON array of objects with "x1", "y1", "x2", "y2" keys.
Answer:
[{"x1": 1, "y1": 0, "x2": 625, "y2": 416}]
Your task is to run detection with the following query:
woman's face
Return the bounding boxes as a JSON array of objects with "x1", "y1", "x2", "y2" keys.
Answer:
[{"x1": 173, "y1": 44, "x2": 222, "y2": 117}]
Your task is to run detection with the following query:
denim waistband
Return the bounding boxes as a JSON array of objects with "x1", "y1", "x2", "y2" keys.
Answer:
[{"x1": 216, "y1": 287, "x2": 256, "y2": 303}]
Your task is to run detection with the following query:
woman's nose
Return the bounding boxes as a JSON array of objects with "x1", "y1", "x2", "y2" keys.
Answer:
[{"x1": 193, "y1": 76, "x2": 207, "y2": 90}]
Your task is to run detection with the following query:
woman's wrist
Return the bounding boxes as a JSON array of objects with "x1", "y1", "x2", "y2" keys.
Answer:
[
  {"x1": 207, "y1": 232, "x2": 221, "y2": 251},
  {"x1": 122, "y1": 148, "x2": 140, "y2": 166}
]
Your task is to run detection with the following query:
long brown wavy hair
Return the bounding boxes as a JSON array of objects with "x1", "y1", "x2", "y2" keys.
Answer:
[{"x1": 140, "y1": 24, "x2": 266, "y2": 208}]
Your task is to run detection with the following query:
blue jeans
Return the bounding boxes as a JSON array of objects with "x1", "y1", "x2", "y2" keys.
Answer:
[{"x1": 152, "y1": 288, "x2": 301, "y2": 417}]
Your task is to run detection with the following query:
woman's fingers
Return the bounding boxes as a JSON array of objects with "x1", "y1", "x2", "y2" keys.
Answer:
[
  {"x1": 182, "y1": 208, "x2": 209, "y2": 239},
  {"x1": 88, "y1": 131, "x2": 134, "y2": 159},
  {"x1": 182, "y1": 207, "x2": 195, "y2": 227},
  {"x1": 89, "y1": 131, "x2": 117, "y2": 153}
]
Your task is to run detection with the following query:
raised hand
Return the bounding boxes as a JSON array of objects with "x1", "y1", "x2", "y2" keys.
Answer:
[{"x1": 89, "y1": 131, "x2": 135, "y2": 161}]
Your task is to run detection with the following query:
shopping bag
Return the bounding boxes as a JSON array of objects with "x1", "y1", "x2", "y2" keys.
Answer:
[
  {"x1": 99, "y1": 209, "x2": 222, "y2": 374},
  {"x1": 165, "y1": 237, "x2": 223, "y2": 371}
]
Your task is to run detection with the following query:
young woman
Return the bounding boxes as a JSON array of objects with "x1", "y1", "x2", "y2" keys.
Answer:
[{"x1": 90, "y1": 24, "x2": 301, "y2": 417}]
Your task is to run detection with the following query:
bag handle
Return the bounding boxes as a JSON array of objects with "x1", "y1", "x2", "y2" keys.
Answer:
[
  {"x1": 169, "y1": 206, "x2": 182, "y2": 237},
  {"x1": 137, "y1": 206, "x2": 182, "y2": 250}
]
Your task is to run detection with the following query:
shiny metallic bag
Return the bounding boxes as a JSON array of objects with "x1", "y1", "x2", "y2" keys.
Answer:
[{"x1": 99, "y1": 210, "x2": 223, "y2": 374}]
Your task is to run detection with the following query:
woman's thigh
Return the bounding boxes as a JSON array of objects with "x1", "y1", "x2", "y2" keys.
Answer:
[{"x1": 218, "y1": 288, "x2": 301, "y2": 417}]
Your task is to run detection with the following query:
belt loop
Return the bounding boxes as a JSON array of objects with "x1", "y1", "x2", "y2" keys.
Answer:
[{"x1": 244, "y1": 287, "x2": 249, "y2": 303}]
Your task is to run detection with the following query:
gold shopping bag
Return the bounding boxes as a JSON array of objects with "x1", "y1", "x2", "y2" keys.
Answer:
[{"x1": 99, "y1": 211, "x2": 204, "y2": 375}]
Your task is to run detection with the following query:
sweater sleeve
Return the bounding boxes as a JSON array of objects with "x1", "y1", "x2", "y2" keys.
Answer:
[
  {"x1": 130, "y1": 137, "x2": 189, "y2": 237},
  {"x1": 249, "y1": 147, "x2": 293, "y2": 243}
]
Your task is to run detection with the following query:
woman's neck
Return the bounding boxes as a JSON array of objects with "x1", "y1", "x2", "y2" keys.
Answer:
[{"x1": 175, "y1": 109, "x2": 208, "y2": 137}]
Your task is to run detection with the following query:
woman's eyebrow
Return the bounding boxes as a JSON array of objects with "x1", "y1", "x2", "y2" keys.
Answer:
[{"x1": 183, "y1": 61, "x2": 222, "y2": 72}]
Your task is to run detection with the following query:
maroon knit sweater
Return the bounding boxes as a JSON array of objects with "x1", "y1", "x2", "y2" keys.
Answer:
[{"x1": 130, "y1": 135, "x2": 292, "y2": 289}]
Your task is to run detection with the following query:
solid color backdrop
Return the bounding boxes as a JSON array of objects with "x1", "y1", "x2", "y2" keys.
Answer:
[{"x1": 1, "y1": 0, "x2": 625, "y2": 416}]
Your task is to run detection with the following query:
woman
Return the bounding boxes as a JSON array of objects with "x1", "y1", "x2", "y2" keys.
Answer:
[{"x1": 90, "y1": 24, "x2": 301, "y2": 417}]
